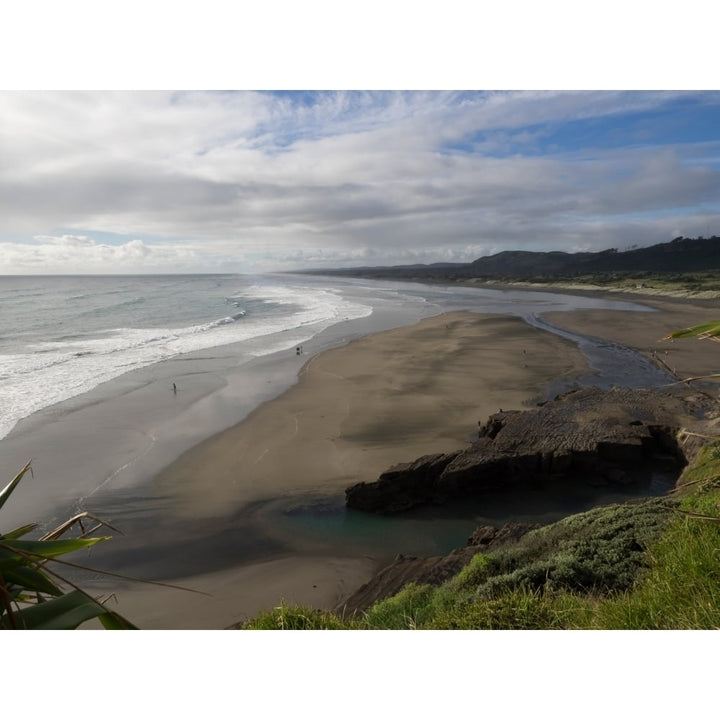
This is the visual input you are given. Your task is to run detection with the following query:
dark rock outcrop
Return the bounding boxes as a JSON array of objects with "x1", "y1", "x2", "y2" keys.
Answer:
[
  {"x1": 467, "y1": 522, "x2": 542, "y2": 549},
  {"x1": 345, "y1": 452, "x2": 460, "y2": 514},
  {"x1": 346, "y1": 387, "x2": 708, "y2": 514}
]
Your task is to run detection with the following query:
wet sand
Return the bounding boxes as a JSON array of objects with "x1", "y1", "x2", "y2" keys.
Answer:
[
  {"x1": 154, "y1": 312, "x2": 587, "y2": 516},
  {"x1": 15, "y1": 293, "x2": 720, "y2": 629},
  {"x1": 543, "y1": 294, "x2": 720, "y2": 383},
  {"x1": 0, "y1": 301, "x2": 437, "y2": 530},
  {"x1": 100, "y1": 311, "x2": 588, "y2": 628}
]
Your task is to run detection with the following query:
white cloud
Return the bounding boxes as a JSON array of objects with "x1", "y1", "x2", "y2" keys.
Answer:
[
  {"x1": 0, "y1": 237, "x2": 204, "y2": 274},
  {"x1": 34, "y1": 234, "x2": 94, "y2": 247},
  {"x1": 0, "y1": 90, "x2": 719, "y2": 273}
]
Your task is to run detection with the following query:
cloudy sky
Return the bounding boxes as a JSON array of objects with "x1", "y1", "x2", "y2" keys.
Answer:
[{"x1": 1, "y1": 89, "x2": 719, "y2": 274}]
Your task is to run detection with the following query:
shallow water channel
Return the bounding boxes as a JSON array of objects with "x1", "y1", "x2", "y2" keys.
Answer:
[
  {"x1": 270, "y1": 317, "x2": 683, "y2": 564},
  {"x1": 78, "y1": 310, "x2": 687, "y2": 586},
  {"x1": 271, "y1": 462, "x2": 679, "y2": 564}
]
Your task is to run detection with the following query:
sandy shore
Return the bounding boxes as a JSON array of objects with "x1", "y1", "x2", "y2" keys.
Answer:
[
  {"x1": 99, "y1": 311, "x2": 588, "y2": 628},
  {"x1": 67, "y1": 295, "x2": 720, "y2": 628},
  {"x1": 154, "y1": 311, "x2": 587, "y2": 517},
  {"x1": 543, "y1": 295, "x2": 720, "y2": 383}
]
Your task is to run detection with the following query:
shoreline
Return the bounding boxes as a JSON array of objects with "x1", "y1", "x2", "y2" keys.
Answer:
[
  {"x1": 151, "y1": 312, "x2": 587, "y2": 517},
  {"x1": 542, "y1": 294, "x2": 720, "y2": 384},
  {"x1": 89, "y1": 310, "x2": 591, "y2": 628},
  {"x1": 6, "y1": 284, "x2": 720, "y2": 628},
  {"x1": 0, "y1": 299, "x2": 439, "y2": 529}
]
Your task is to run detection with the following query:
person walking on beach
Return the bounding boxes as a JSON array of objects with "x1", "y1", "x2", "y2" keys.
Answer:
[{"x1": 172, "y1": 382, "x2": 177, "y2": 394}]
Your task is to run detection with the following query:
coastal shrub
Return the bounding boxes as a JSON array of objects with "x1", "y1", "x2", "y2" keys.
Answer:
[
  {"x1": 241, "y1": 603, "x2": 346, "y2": 630},
  {"x1": 676, "y1": 439, "x2": 720, "y2": 492},
  {"x1": 446, "y1": 482, "x2": 720, "y2": 629},
  {"x1": 591, "y1": 514, "x2": 720, "y2": 629},
  {"x1": 423, "y1": 586, "x2": 579, "y2": 630},
  {"x1": 359, "y1": 583, "x2": 436, "y2": 629},
  {"x1": 595, "y1": 474, "x2": 720, "y2": 629},
  {"x1": 459, "y1": 500, "x2": 677, "y2": 601},
  {"x1": 338, "y1": 498, "x2": 679, "y2": 629},
  {"x1": 445, "y1": 552, "x2": 492, "y2": 592},
  {"x1": 0, "y1": 462, "x2": 137, "y2": 630},
  {"x1": 239, "y1": 432, "x2": 720, "y2": 630}
]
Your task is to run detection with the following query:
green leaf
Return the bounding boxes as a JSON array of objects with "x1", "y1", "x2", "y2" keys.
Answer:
[
  {"x1": 0, "y1": 590, "x2": 113, "y2": 630},
  {"x1": 1, "y1": 463, "x2": 139, "y2": 629},
  {"x1": 5, "y1": 536, "x2": 109, "y2": 560},
  {"x1": 0, "y1": 545, "x2": 25, "y2": 569},
  {"x1": 0, "y1": 462, "x2": 32, "y2": 512},
  {"x1": 2, "y1": 564, "x2": 63, "y2": 596},
  {"x1": 664, "y1": 321, "x2": 720, "y2": 341},
  {"x1": 1, "y1": 523, "x2": 39, "y2": 541},
  {"x1": 98, "y1": 611, "x2": 139, "y2": 630}
]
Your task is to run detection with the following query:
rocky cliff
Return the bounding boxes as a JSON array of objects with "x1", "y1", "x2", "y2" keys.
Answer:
[
  {"x1": 339, "y1": 385, "x2": 714, "y2": 614},
  {"x1": 346, "y1": 386, "x2": 709, "y2": 514}
]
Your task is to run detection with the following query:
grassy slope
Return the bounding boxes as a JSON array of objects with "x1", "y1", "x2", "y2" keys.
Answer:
[
  {"x1": 241, "y1": 276, "x2": 720, "y2": 630},
  {"x1": 240, "y1": 438, "x2": 720, "y2": 630},
  {"x1": 476, "y1": 270, "x2": 720, "y2": 300}
]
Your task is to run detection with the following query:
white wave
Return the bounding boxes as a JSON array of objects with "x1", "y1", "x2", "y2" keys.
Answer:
[{"x1": 0, "y1": 280, "x2": 372, "y2": 440}]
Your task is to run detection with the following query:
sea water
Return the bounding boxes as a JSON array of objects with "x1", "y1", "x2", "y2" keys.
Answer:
[
  {"x1": 0, "y1": 272, "x2": 683, "y2": 603},
  {"x1": 0, "y1": 272, "x2": 669, "y2": 443},
  {"x1": 0, "y1": 273, "x2": 379, "y2": 440}
]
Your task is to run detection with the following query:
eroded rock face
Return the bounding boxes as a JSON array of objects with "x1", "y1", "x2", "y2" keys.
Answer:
[
  {"x1": 344, "y1": 452, "x2": 460, "y2": 514},
  {"x1": 467, "y1": 522, "x2": 541, "y2": 548},
  {"x1": 345, "y1": 387, "x2": 708, "y2": 514}
]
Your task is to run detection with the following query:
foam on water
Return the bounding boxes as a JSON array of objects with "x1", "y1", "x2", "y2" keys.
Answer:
[
  {"x1": 0, "y1": 272, "x2": 662, "y2": 442},
  {"x1": 0, "y1": 277, "x2": 373, "y2": 440}
]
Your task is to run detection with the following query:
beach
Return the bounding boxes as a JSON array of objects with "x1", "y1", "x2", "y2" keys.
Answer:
[
  {"x1": 543, "y1": 293, "x2": 720, "y2": 383},
  {"x1": 153, "y1": 312, "x2": 588, "y2": 516},
  {"x1": 6, "y1": 286, "x2": 720, "y2": 629},
  {"x1": 89, "y1": 310, "x2": 586, "y2": 628}
]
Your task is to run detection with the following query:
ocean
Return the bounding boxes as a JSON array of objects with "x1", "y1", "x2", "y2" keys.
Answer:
[
  {"x1": 0, "y1": 272, "x2": 682, "y2": 627},
  {"x1": 0, "y1": 273, "x2": 381, "y2": 440},
  {"x1": 0, "y1": 272, "x2": 668, "y2": 444}
]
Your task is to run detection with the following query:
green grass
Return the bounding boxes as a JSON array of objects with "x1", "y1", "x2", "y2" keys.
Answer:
[
  {"x1": 587, "y1": 441, "x2": 720, "y2": 629},
  {"x1": 512, "y1": 270, "x2": 720, "y2": 296},
  {"x1": 238, "y1": 438, "x2": 720, "y2": 630},
  {"x1": 241, "y1": 603, "x2": 347, "y2": 630},
  {"x1": 591, "y1": 516, "x2": 720, "y2": 629}
]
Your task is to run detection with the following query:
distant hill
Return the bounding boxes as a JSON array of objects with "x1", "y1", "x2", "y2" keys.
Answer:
[{"x1": 304, "y1": 236, "x2": 720, "y2": 282}]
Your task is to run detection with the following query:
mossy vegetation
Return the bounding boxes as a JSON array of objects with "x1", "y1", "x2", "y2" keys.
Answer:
[
  {"x1": 510, "y1": 270, "x2": 720, "y2": 297},
  {"x1": 240, "y1": 438, "x2": 720, "y2": 630},
  {"x1": 242, "y1": 604, "x2": 347, "y2": 630}
]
